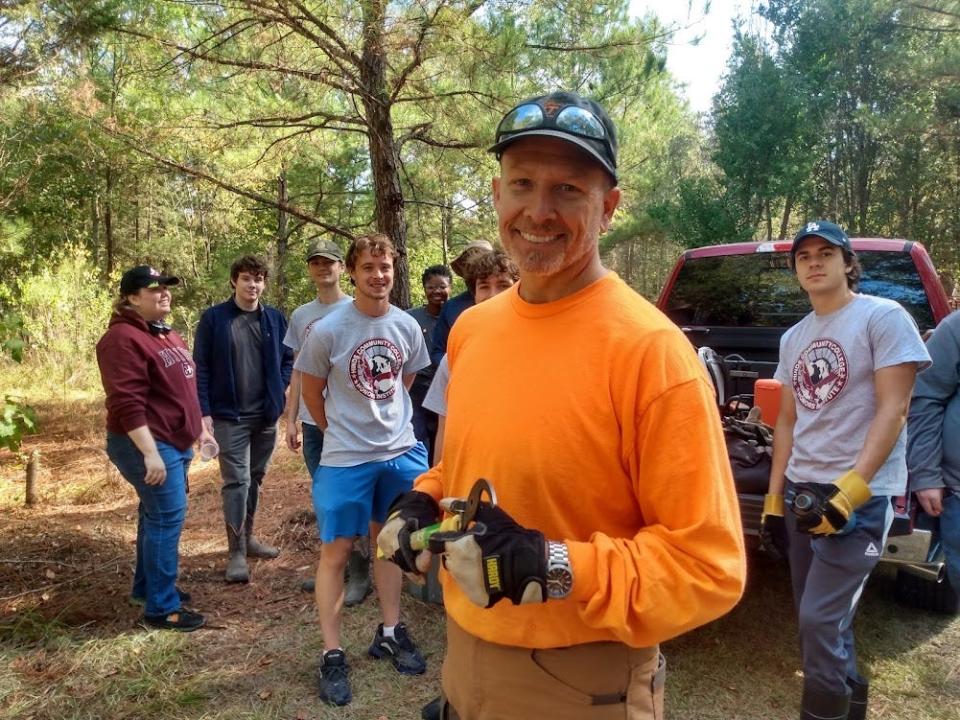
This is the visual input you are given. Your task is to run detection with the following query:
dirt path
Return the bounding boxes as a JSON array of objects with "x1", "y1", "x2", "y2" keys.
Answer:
[{"x1": 0, "y1": 400, "x2": 445, "y2": 719}]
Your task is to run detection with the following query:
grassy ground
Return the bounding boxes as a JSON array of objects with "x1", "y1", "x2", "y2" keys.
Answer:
[{"x1": 1, "y1": 400, "x2": 959, "y2": 719}]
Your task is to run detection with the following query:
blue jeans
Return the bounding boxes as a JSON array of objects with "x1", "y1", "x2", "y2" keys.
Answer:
[
  {"x1": 941, "y1": 490, "x2": 960, "y2": 592},
  {"x1": 302, "y1": 422, "x2": 324, "y2": 478},
  {"x1": 106, "y1": 432, "x2": 192, "y2": 617}
]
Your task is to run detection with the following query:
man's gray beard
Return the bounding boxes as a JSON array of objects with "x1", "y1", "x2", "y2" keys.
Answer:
[{"x1": 514, "y1": 249, "x2": 564, "y2": 276}]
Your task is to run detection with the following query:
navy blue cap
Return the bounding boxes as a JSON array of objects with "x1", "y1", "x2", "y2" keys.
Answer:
[{"x1": 791, "y1": 220, "x2": 851, "y2": 254}]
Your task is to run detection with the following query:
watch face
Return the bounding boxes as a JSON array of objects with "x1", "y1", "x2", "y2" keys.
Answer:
[{"x1": 546, "y1": 568, "x2": 573, "y2": 598}]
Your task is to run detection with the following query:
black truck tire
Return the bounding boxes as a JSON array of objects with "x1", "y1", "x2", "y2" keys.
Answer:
[{"x1": 895, "y1": 566, "x2": 960, "y2": 615}]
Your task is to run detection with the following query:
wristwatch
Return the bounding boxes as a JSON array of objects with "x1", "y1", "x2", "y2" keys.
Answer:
[{"x1": 545, "y1": 541, "x2": 574, "y2": 599}]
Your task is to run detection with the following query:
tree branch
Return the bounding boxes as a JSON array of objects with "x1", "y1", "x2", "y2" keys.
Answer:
[
  {"x1": 104, "y1": 128, "x2": 355, "y2": 240},
  {"x1": 210, "y1": 109, "x2": 367, "y2": 130}
]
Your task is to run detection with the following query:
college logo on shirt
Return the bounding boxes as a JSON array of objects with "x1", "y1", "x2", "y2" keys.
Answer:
[
  {"x1": 792, "y1": 338, "x2": 848, "y2": 410},
  {"x1": 349, "y1": 338, "x2": 403, "y2": 400}
]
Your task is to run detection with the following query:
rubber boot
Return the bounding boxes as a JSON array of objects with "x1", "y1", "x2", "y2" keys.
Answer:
[
  {"x1": 225, "y1": 523, "x2": 250, "y2": 583},
  {"x1": 421, "y1": 696, "x2": 442, "y2": 720},
  {"x1": 245, "y1": 514, "x2": 280, "y2": 559},
  {"x1": 845, "y1": 675, "x2": 868, "y2": 720},
  {"x1": 799, "y1": 684, "x2": 849, "y2": 720},
  {"x1": 343, "y1": 541, "x2": 372, "y2": 607}
]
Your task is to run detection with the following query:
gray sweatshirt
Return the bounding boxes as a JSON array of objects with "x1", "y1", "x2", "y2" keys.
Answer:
[{"x1": 908, "y1": 311, "x2": 960, "y2": 492}]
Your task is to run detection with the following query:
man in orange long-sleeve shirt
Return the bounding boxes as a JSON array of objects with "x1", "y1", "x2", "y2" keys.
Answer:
[{"x1": 378, "y1": 91, "x2": 746, "y2": 720}]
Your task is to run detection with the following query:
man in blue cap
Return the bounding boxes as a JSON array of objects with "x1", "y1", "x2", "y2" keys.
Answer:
[{"x1": 762, "y1": 220, "x2": 930, "y2": 720}]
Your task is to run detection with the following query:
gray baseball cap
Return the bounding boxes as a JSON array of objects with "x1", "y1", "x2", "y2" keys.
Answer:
[{"x1": 306, "y1": 237, "x2": 343, "y2": 262}]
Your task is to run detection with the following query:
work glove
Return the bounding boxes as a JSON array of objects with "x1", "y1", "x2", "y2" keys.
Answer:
[
  {"x1": 758, "y1": 493, "x2": 789, "y2": 560},
  {"x1": 377, "y1": 491, "x2": 440, "y2": 573},
  {"x1": 791, "y1": 470, "x2": 872, "y2": 535},
  {"x1": 428, "y1": 502, "x2": 546, "y2": 608}
]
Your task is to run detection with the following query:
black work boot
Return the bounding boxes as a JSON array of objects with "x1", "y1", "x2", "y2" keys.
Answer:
[
  {"x1": 245, "y1": 514, "x2": 280, "y2": 559},
  {"x1": 343, "y1": 542, "x2": 372, "y2": 606},
  {"x1": 845, "y1": 674, "x2": 869, "y2": 720},
  {"x1": 224, "y1": 523, "x2": 250, "y2": 583},
  {"x1": 799, "y1": 685, "x2": 850, "y2": 720}
]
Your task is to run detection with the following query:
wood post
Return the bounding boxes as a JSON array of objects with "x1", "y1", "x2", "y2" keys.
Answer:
[{"x1": 25, "y1": 449, "x2": 39, "y2": 506}]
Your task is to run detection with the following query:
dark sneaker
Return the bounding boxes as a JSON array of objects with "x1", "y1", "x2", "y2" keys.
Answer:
[
  {"x1": 318, "y1": 649, "x2": 352, "y2": 706},
  {"x1": 368, "y1": 622, "x2": 426, "y2": 675},
  {"x1": 421, "y1": 696, "x2": 442, "y2": 720},
  {"x1": 140, "y1": 609, "x2": 205, "y2": 633},
  {"x1": 129, "y1": 587, "x2": 192, "y2": 607}
]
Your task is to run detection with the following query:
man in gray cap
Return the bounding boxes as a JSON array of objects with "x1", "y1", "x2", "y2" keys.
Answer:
[{"x1": 283, "y1": 237, "x2": 370, "y2": 604}]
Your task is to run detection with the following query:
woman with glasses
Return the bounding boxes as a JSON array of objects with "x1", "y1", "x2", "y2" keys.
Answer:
[{"x1": 96, "y1": 265, "x2": 214, "y2": 632}]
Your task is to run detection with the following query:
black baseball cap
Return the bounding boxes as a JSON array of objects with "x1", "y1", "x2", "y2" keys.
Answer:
[
  {"x1": 488, "y1": 91, "x2": 619, "y2": 183},
  {"x1": 120, "y1": 265, "x2": 181, "y2": 295},
  {"x1": 791, "y1": 220, "x2": 852, "y2": 254}
]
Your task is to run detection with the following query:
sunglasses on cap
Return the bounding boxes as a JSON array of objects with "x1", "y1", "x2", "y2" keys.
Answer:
[{"x1": 495, "y1": 103, "x2": 608, "y2": 145}]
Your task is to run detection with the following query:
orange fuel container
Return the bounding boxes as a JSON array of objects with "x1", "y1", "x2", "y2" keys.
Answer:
[{"x1": 753, "y1": 378, "x2": 782, "y2": 426}]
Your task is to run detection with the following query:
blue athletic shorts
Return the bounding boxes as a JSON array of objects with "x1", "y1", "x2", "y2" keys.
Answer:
[{"x1": 312, "y1": 443, "x2": 428, "y2": 542}]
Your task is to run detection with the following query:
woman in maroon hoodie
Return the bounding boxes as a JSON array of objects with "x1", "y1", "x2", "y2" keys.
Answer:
[{"x1": 97, "y1": 265, "x2": 215, "y2": 632}]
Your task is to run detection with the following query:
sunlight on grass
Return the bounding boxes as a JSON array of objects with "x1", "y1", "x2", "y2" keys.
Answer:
[{"x1": 1, "y1": 621, "x2": 219, "y2": 720}]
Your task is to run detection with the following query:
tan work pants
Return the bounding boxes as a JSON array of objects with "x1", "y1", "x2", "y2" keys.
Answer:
[{"x1": 441, "y1": 618, "x2": 665, "y2": 720}]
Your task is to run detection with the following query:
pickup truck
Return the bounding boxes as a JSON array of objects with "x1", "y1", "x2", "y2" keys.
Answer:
[{"x1": 656, "y1": 238, "x2": 957, "y2": 613}]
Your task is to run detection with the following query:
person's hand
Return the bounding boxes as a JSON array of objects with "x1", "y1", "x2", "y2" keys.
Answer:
[
  {"x1": 915, "y1": 487, "x2": 945, "y2": 517},
  {"x1": 285, "y1": 419, "x2": 301, "y2": 451},
  {"x1": 428, "y1": 503, "x2": 547, "y2": 608},
  {"x1": 759, "y1": 494, "x2": 788, "y2": 560},
  {"x1": 143, "y1": 451, "x2": 167, "y2": 486},
  {"x1": 198, "y1": 426, "x2": 216, "y2": 448},
  {"x1": 202, "y1": 415, "x2": 214, "y2": 434},
  {"x1": 377, "y1": 491, "x2": 440, "y2": 574},
  {"x1": 792, "y1": 470, "x2": 872, "y2": 535}
]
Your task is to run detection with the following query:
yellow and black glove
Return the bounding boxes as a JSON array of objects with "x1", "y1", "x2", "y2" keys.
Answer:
[
  {"x1": 791, "y1": 470, "x2": 872, "y2": 535},
  {"x1": 759, "y1": 493, "x2": 788, "y2": 559},
  {"x1": 429, "y1": 502, "x2": 546, "y2": 608},
  {"x1": 377, "y1": 491, "x2": 440, "y2": 573}
]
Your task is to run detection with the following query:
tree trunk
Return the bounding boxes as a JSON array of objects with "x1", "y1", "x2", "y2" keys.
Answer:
[
  {"x1": 275, "y1": 171, "x2": 289, "y2": 313},
  {"x1": 441, "y1": 201, "x2": 451, "y2": 266},
  {"x1": 779, "y1": 193, "x2": 794, "y2": 239},
  {"x1": 91, "y1": 193, "x2": 101, "y2": 277},
  {"x1": 25, "y1": 450, "x2": 39, "y2": 507},
  {"x1": 361, "y1": 0, "x2": 410, "y2": 308},
  {"x1": 104, "y1": 165, "x2": 114, "y2": 276}
]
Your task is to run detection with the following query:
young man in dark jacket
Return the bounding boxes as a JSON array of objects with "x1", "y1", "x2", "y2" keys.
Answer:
[{"x1": 194, "y1": 255, "x2": 294, "y2": 583}]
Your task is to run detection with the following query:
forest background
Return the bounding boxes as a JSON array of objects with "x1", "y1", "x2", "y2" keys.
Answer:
[{"x1": 1, "y1": 0, "x2": 959, "y2": 404}]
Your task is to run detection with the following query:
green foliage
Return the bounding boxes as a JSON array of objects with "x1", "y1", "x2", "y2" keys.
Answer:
[
  {"x1": 14, "y1": 246, "x2": 113, "y2": 395},
  {"x1": 0, "y1": 312, "x2": 25, "y2": 363},
  {"x1": 649, "y1": 176, "x2": 753, "y2": 248},
  {"x1": 0, "y1": 395, "x2": 38, "y2": 452}
]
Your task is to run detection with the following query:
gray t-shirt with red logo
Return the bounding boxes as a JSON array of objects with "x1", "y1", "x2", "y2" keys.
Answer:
[
  {"x1": 283, "y1": 296, "x2": 351, "y2": 425},
  {"x1": 774, "y1": 294, "x2": 930, "y2": 495},
  {"x1": 294, "y1": 302, "x2": 429, "y2": 467}
]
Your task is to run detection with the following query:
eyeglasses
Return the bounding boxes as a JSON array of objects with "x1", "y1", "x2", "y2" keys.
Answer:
[{"x1": 495, "y1": 103, "x2": 608, "y2": 144}]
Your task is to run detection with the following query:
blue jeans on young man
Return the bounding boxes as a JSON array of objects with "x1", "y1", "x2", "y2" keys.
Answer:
[
  {"x1": 941, "y1": 490, "x2": 960, "y2": 592},
  {"x1": 106, "y1": 432, "x2": 192, "y2": 617},
  {"x1": 302, "y1": 422, "x2": 324, "y2": 479}
]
